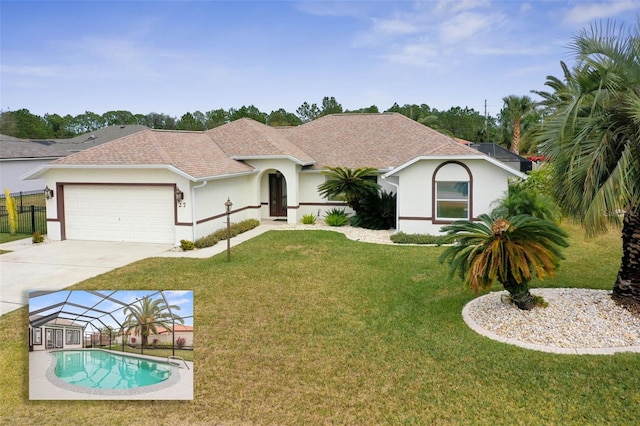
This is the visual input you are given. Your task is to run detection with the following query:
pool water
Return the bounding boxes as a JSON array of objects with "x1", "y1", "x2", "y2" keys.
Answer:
[{"x1": 52, "y1": 350, "x2": 173, "y2": 390}]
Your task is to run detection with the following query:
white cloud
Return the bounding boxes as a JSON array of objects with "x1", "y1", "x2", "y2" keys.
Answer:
[
  {"x1": 372, "y1": 17, "x2": 420, "y2": 35},
  {"x1": 439, "y1": 11, "x2": 506, "y2": 44},
  {"x1": 563, "y1": 1, "x2": 640, "y2": 25},
  {"x1": 435, "y1": 0, "x2": 491, "y2": 15}
]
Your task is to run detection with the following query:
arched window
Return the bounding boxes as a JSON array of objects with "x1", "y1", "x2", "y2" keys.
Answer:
[{"x1": 433, "y1": 162, "x2": 472, "y2": 222}]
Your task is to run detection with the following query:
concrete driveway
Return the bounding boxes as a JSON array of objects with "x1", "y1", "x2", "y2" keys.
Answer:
[{"x1": 0, "y1": 239, "x2": 172, "y2": 316}]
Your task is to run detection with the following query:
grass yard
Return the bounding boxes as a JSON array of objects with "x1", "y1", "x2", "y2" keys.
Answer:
[{"x1": 1, "y1": 223, "x2": 638, "y2": 425}]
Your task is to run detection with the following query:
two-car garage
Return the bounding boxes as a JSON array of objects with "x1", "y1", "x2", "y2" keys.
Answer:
[{"x1": 62, "y1": 185, "x2": 176, "y2": 244}]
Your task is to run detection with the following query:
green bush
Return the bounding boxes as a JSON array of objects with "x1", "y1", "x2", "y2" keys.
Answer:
[
  {"x1": 32, "y1": 231, "x2": 44, "y2": 244},
  {"x1": 351, "y1": 190, "x2": 396, "y2": 230},
  {"x1": 324, "y1": 208, "x2": 350, "y2": 227},
  {"x1": 301, "y1": 213, "x2": 317, "y2": 225},
  {"x1": 194, "y1": 219, "x2": 261, "y2": 249},
  {"x1": 180, "y1": 239, "x2": 195, "y2": 250},
  {"x1": 390, "y1": 232, "x2": 449, "y2": 245}
]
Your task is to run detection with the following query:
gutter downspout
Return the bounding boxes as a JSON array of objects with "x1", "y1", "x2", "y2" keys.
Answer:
[
  {"x1": 381, "y1": 175, "x2": 400, "y2": 231},
  {"x1": 191, "y1": 181, "x2": 207, "y2": 241}
]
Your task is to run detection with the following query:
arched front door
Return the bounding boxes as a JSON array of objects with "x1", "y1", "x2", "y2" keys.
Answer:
[{"x1": 269, "y1": 173, "x2": 287, "y2": 217}]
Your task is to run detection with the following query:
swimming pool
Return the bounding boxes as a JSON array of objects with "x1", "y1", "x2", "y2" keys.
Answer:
[{"x1": 47, "y1": 349, "x2": 180, "y2": 395}]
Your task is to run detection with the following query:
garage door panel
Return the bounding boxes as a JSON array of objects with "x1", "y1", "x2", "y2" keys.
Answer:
[{"x1": 65, "y1": 185, "x2": 175, "y2": 243}]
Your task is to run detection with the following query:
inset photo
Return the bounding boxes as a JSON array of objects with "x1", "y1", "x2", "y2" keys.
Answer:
[{"x1": 28, "y1": 290, "x2": 193, "y2": 400}]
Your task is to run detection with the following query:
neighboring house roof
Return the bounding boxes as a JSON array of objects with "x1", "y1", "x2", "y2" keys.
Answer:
[
  {"x1": 469, "y1": 143, "x2": 533, "y2": 173},
  {"x1": 122, "y1": 324, "x2": 193, "y2": 336},
  {"x1": 0, "y1": 125, "x2": 148, "y2": 160},
  {"x1": 29, "y1": 113, "x2": 488, "y2": 180}
]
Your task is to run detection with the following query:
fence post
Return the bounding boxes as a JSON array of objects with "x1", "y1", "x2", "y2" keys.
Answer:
[
  {"x1": 31, "y1": 205, "x2": 36, "y2": 234},
  {"x1": 20, "y1": 191, "x2": 23, "y2": 213}
]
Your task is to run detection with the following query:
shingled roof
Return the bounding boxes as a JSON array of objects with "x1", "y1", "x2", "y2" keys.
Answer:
[
  {"x1": 42, "y1": 113, "x2": 484, "y2": 180},
  {"x1": 280, "y1": 113, "x2": 481, "y2": 170},
  {"x1": 1, "y1": 125, "x2": 148, "y2": 160}
]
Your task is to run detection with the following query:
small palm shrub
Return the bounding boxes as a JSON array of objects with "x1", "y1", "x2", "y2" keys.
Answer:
[
  {"x1": 301, "y1": 214, "x2": 317, "y2": 225},
  {"x1": 491, "y1": 180, "x2": 560, "y2": 223},
  {"x1": 439, "y1": 214, "x2": 569, "y2": 310},
  {"x1": 324, "y1": 208, "x2": 350, "y2": 227},
  {"x1": 351, "y1": 190, "x2": 396, "y2": 230}
]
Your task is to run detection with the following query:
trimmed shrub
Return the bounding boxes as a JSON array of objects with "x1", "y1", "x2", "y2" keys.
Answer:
[
  {"x1": 194, "y1": 219, "x2": 261, "y2": 249},
  {"x1": 180, "y1": 239, "x2": 195, "y2": 250},
  {"x1": 390, "y1": 232, "x2": 449, "y2": 246},
  {"x1": 176, "y1": 336, "x2": 186, "y2": 349}
]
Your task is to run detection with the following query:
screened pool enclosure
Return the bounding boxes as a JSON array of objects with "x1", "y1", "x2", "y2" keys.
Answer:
[{"x1": 29, "y1": 290, "x2": 194, "y2": 356}]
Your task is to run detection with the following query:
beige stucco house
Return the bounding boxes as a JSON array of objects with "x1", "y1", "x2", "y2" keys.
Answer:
[{"x1": 25, "y1": 113, "x2": 524, "y2": 244}]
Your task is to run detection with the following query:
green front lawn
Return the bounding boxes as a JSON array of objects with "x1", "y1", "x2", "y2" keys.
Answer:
[{"x1": 2, "y1": 223, "x2": 637, "y2": 424}]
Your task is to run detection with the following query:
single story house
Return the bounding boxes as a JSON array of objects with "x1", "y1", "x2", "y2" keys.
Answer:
[
  {"x1": 115, "y1": 324, "x2": 194, "y2": 348},
  {"x1": 1, "y1": 125, "x2": 148, "y2": 192},
  {"x1": 25, "y1": 113, "x2": 525, "y2": 244},
  {"x1": 29, "y1": 317, "x2": 84, "y2": 352}
]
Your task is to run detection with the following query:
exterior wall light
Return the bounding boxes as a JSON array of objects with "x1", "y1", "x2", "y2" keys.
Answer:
[
  {"x1": 44, "y1": 186, "x2": 54, "y2": 200},
  {"x1": 175, "y1": 187, "x2": 184, "y2": 203}
]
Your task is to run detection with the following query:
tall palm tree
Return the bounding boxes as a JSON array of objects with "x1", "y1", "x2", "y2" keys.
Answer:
[
  {"x1": 122, "y1": 297, "x2": 184, "y2": 348},
  {"x1": 440, "y1": 214, "x2": 569, "y2": 310},
  {"x1": 317, "y1": 166, "x2": 380, "y2": 213},
  {"x1": 532, "y1": 20, "x2": 640, "y2": 306},
  {"x1": 501, "y1": 95, "x2": 536, "y2": 154}
]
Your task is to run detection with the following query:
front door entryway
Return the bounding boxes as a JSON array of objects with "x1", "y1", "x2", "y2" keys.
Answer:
[{"x1": 269, "y1": 173, "x2": 287, "y2": 217}]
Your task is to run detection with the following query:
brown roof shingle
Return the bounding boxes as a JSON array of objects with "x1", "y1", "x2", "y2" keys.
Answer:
[
  {"x1": 48, "y1": 113, "x2": 482, "y2": 179},
  {"x1": 280, "y1": 113, "x2": 481, "y2": 170}
]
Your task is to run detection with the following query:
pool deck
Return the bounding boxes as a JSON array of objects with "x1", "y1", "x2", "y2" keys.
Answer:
[{"x1": 29, "y1": 349, "x2": 193, "y2": 400}]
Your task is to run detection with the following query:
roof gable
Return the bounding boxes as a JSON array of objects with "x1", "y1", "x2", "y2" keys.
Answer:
[{"x1": 207, "y1": 118, "x2": 315, "y2": 165}]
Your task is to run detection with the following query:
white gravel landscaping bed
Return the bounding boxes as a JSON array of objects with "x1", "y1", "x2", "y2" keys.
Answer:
[{"x1": 463, "y1": 288, "x2": 640, "y2": 353}]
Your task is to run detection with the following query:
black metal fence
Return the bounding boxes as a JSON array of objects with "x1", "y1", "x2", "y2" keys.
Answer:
[{"x1": 0, "y1": 189, "x2": 47, "y2": 234}]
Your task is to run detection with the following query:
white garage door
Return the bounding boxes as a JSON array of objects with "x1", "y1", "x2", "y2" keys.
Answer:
[{"x1": 64, "y1": 185, "x2": 175, "y2": 243}]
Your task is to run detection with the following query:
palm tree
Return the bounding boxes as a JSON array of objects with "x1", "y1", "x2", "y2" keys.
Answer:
[
  {"x1": 532, "y1": 20, "x2": 640, "y2": 306},
  {"x1": 501, "y1": 95, "x2": 536, "y2": 154},
  {"x1": 440, "y1": 214, "x2": 569, "y2": 310},
  {"x1": 122, "y1": 297, "x2": 184, "y2": 348},
  {"x1": 317, "y1": 166, "x2": 380, "y2": 213}
]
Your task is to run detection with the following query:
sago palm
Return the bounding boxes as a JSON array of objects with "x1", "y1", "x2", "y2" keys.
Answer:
[
  {"x1": 317, "y1": 166, "x2": 380, "y2": 213},
  {"x1": 532, "y1": 20, "x2": 640, "y2": 305},
  {"x1": 122, "y1": 297, "x2": 184, "y2": 347},
  {"x1": 440, "y1": 214, "x2": 569, "y2": 310}
]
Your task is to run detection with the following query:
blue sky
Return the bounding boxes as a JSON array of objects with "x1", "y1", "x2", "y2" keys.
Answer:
[
  {"x1": 29, "y1": 290, "x2": 194, "y2": 329},
  {"x1": 2, "y1": 0, "x2": 639, "y2": 119}
]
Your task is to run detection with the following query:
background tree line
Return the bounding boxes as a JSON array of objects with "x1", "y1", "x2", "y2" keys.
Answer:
[{"x1": 0, "y1": 94, "x2": 540, "y2": 154}]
